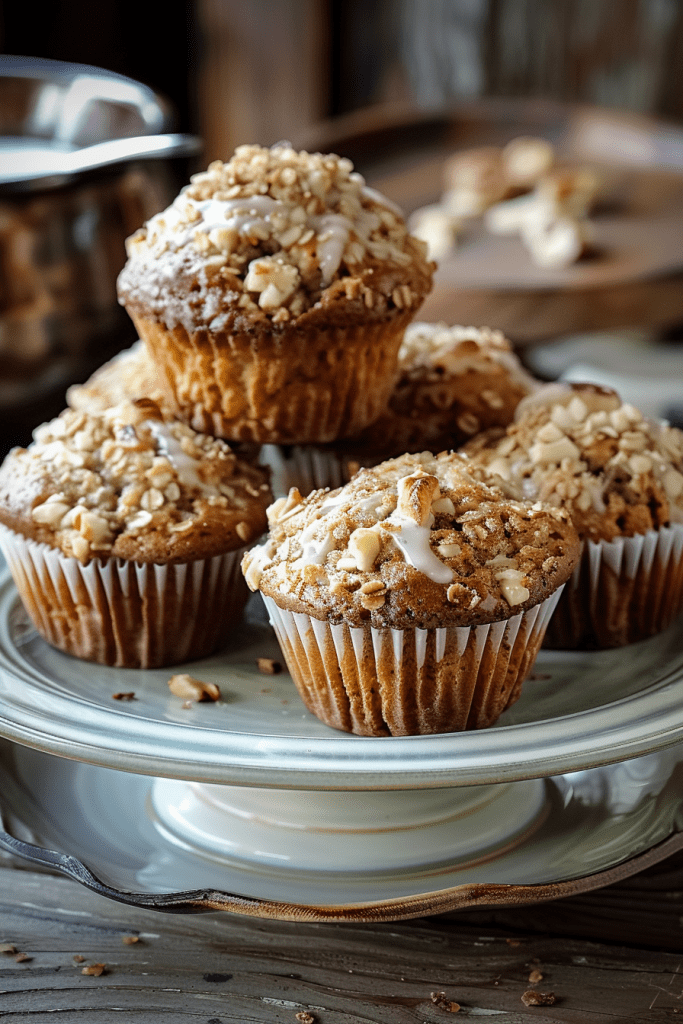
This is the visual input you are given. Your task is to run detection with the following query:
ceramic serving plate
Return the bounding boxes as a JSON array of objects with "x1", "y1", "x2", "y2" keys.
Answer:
[
  {"x1": 1, "y1": 567, "x2": 683, "y2": 789},
  {"x1": 1, "y1": 739, "x2": 683, "y2": 921},
  {"x1": 1, "y1": 554, "x2": 683, "y2": 921}
]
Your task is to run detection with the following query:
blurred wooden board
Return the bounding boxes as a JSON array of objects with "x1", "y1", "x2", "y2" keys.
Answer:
[{"x1": 298, "y1": 99, "x2": 683, "y2": 343}]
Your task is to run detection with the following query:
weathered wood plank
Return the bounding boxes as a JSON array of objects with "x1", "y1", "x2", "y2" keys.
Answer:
[{"x1": 1, "y1": 868, "x2": 683, "y2": 1021}]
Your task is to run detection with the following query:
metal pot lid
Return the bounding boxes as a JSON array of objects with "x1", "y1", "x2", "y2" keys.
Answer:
[{"x1": 0, "y1": 55, "x2": 201, "y2": 191}]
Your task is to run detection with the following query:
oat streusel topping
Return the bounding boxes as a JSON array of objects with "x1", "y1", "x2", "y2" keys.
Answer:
[
  {"x1": 0, "y1": 400, "x2": 271, "y2": 563},
  {"x1": 66, "y1": 341, "x2": 168, "y2": 415},
  {"x1": 242, "y1": 451, "x2": 579, "y2": 629},
  {"x1": 461, "y1": 383, "x2": 683, "y2": 542},
  {"x1": 117, "y1": 143, "x2": 433, "y2": 333}
]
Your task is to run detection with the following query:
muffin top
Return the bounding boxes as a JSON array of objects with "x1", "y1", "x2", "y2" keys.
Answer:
[
  {"x1": 337, "y1": 323, "x2": 538, "y2": 460},
  {"x1": 243, "y1": 451, "x2": 579, "y2": 629},
  {"x1": 461, "y1": 383, "x2": 683, "y2": 542},
  {"x1": 0, "y1": 400, "x2": 271, "y2": 564},
  {"x1": 66, "y1": 342, "x2": 168, "y2": 415},
  {"x1": 117, "y1": 143, "x2": 434, "y2": 336}
]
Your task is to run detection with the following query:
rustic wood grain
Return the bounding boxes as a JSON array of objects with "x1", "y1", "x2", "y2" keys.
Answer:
[
  {"x1": 195, "y1": 0, "x2": 328, "y2": 162},
  {"x1": 3, "y1": 861, "x2": 683, "y2": 1021}
]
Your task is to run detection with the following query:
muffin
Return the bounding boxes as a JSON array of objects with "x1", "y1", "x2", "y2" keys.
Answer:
[
  {"x1": 461, "y1": 383, "x2": 683, "y2": 647},
  {"x1": 117, "y1": 142, "x2": 434, "y2": 445},
  {"x1": 0, "y1": 399, "x2": 271, "y2": 667},
  {"x1": 66, "y1": 340, "x2": 168, "y2": 414},
  {"x1": 342, "y1": 322, "x2": 538, "y2": 461},
  {"x1": 242, "y1": 452, "x2": 579, "y2": 735},
  {"x1": 261, "y1": 322, "x2": 538, "y2": 497}
]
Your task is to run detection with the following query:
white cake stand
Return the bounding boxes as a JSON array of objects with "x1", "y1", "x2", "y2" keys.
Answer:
[{"x1": 1, "y1": 561, "x2": 683, "y2": 921}]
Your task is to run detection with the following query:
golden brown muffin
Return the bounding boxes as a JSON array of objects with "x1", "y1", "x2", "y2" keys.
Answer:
[
  {"x1": 243, "y1": 452, "x2": 579, "y2": 735},
  {"x1": 0, "y1": 399, "x2": 271, "y2": 667},
  {"x1": 117, "y1": 143, "x2": 434, "y2": 445},
  {"x1": 339, "y1": 322, "x2": 538, "y2": 464},
  {"x1": 461, "y1": 383, "x2": 683, "y2": 647}
]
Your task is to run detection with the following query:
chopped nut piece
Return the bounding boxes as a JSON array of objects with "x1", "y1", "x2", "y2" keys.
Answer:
[
  {"x1": 236, "y1": 521, "x2": 251, "y2": 542},
  {"x1": 122, "y1": 935, "x2": 140, "y2": 945},
  {"x1": 257, "y1": 658, "x2": 282, "y2": 675},
  {"x1": 72, "y1": 954, "x2": 86, "y2": 963},
  {"x1": 14, "y1": 952, "x2": 32, "y2": 962},
  {"x1": 396, "y1": 471, "x2": 440, "y2": 526},
  {"x1": 167, "y1": 674, "x2": 221, "y2": 702},
  {"x1": 81, "y1": 963, "x2": 107, "y2": 977},
  {"x1": 430, "y1": 991, "x2": 461, "y2": 1012},
  {"x1": 521, "y1": 989, "x2": 556, "y2": 1006},
  {"x1": 0, "y1": 943, "x2": 16, "y2": 954},
  {"x1": 295, "y1": 1013, "x2": 316, "y2": 1024},
  {"x1": 112, "y1": 692, "x2": 136, "y2": 701},
  {"x1": 528, "y1": 968, "x2": 544, "y2": 983},
  {"x1": 347, "y1": 527, "x2": 381, "y2": 572}
]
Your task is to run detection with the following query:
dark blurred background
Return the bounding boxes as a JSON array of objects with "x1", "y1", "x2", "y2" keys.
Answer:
[
  {"x1": 2, "y1": 0, "x2": 683, "y2": 453},
  {"x1": 4, "y1": 0, "x2": 683, "y2": 154}
]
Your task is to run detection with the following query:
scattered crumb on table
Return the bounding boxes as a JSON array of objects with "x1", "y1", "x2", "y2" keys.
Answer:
[
  {"x1": 431, "y1": 990, "x2": 461, "y2": 1012},
  {"x1": 81, "y1": 963, "x2": 107, "y2": 977},
  {"x1": 521, "y1": 989, "x2": 556, "y2": 1006}
]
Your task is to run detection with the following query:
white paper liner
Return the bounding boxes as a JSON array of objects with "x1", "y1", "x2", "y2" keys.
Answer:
[
  {"x1": 545, "y1": 522, "x2": 683, "y2": 649},
  {"x1": 262, "y1": 589, "x2": 562, "y2": 736},
  {"x1": 0, "y1": 524, "x2": 249, "y2": 668},
  {"x1": 260, "y1": 445, "x2": 352, "y2": 498}
]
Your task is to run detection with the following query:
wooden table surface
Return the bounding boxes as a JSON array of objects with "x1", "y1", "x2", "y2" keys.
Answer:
[{"x1": 3, "y1": 845, "x2": 683, "y2": 1022}]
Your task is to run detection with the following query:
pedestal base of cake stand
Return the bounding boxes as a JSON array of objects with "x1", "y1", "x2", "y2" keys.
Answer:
[{"x1": 148, "y1": 777, "x2": 547, "y2": 873}]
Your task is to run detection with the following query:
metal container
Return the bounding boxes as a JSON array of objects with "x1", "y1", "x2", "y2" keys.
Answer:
[{"x1": 0, "y1": 56, "x2": 200, "y2": 453}]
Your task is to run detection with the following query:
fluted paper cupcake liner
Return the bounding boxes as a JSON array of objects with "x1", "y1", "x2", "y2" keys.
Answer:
[
  {"x1": 0, "y1": 524, "x2": 249, "y2": 668},
  {"x1": 133, "y1": 312, "x2": 416, "y2": 445},
  {"x1": 263, "y1": 590, "x2": 562, "y2": 736},
  {"x1": 260, "y1": 444, "x2": 352, "y2": 498},
  {"x1": 544, "y1": 523, "x2": 683, "y2": 649}
]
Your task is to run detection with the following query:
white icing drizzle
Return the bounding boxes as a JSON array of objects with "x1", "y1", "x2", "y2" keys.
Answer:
[
  {"x1": 299, "y1": 531, "x2": 336, "y2": 567},
  {"x1": 161, "y1": 194, "x2": 396, "y2": 287},
  {"x1": 244, "y1": 539, "x2": 278, "y2": 590},
  {"x1": 362, "y1": 185, "x2": 404, "y2": 218},
  {"x1": 320, "y1": 489, "x2": 386, "y2": 517},
  {"x1": 309, "y1": 213, "x2": 352, "y2": 284},
  {"x1": 146, "y1": 421, "x2": 204, "y2": 490},
  {"x1": 386, "y1": 513, "x2": 454, "y2": 584},
  {"x1": 177, "y1": 196, "x2": 288, "y2": 249}
]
